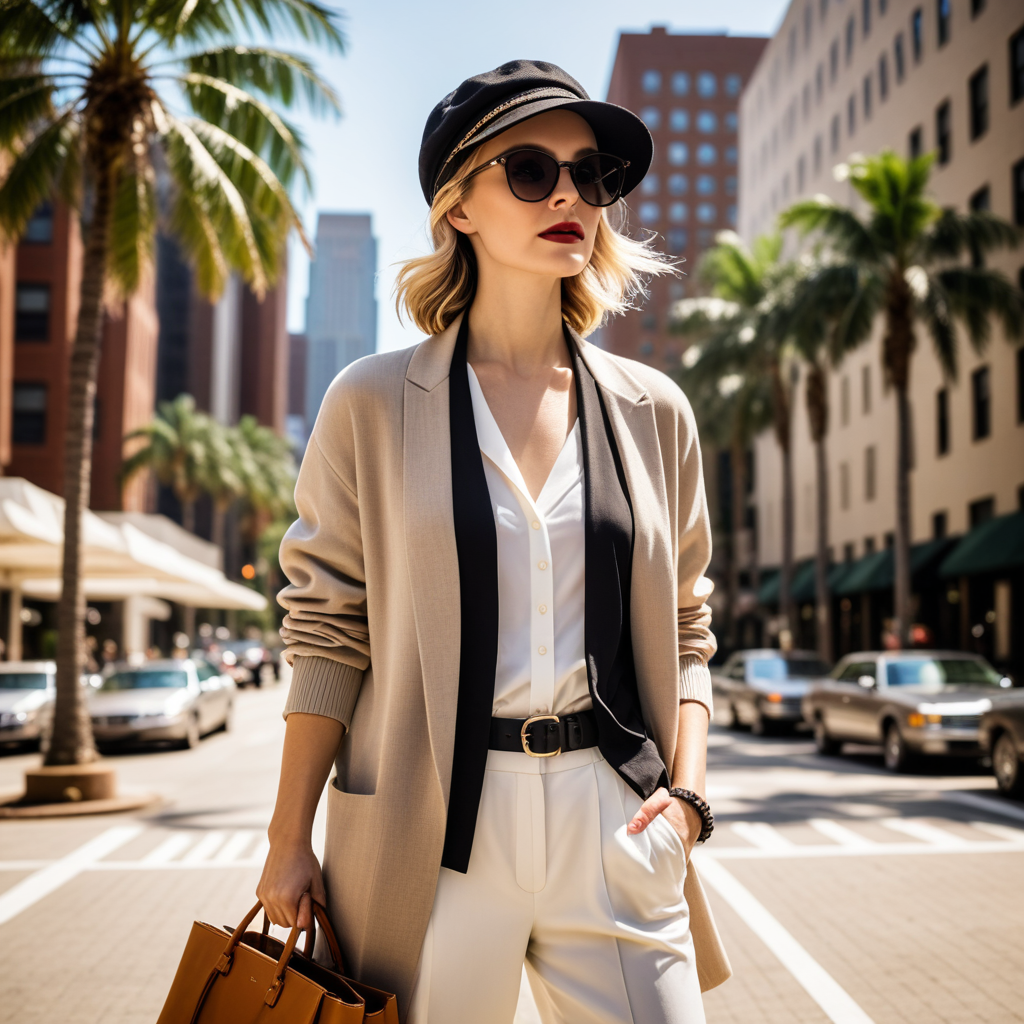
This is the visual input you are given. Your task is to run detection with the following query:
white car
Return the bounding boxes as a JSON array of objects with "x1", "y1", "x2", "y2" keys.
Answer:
[
  {"x1": 0, "y1": 661, "x2": 55, "y2": 750},
  {"x1": 89, "y1": 658, "x2": 235, "y2": 749}
]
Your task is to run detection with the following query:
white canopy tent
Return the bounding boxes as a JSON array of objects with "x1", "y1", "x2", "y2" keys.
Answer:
[{"x1": 0, "y1": 477, "x2": 266, "y2": 659}]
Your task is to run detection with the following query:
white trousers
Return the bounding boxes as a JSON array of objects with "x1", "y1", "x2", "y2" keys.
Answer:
[{"x1": 407, "y1": 746, "x2": 705, "y2": 1024}]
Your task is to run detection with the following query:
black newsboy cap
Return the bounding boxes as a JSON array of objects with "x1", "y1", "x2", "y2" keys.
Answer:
[{"x1": 419, "y1": 59, "x2": 653, "y2": 204}]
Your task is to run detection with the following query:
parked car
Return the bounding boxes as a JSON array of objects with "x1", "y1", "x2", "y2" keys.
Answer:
[
  {"x1": 803, "y1": 651, "x2": 1015, "y2": 771},
  {"x1": 979, "y1": 698, "x2": 1024, "y2": 797},
  {"x1": 711, "y1": 649, "x2": 832, "y2": 734},
  {"x1": 89, "y1": 658, "x2": 235, "y2": 749},
  {"x1": 0, "y1": 660, "x2": 55, "y2": 750},
  {"x1": 205, "y1": 640, "x2": 271, "y2": 688}
]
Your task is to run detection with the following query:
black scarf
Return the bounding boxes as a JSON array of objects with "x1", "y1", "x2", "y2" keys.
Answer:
[{"x1": 442, "y1": 316, "x2": 669, "y2": 873}]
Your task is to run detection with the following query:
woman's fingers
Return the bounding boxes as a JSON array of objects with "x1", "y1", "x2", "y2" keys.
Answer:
[{"x1": 627, "y1": 787, "x2": 673, "y2": 834}]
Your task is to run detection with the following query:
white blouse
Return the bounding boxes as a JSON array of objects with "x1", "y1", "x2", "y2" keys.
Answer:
[{"x1": 467, "y1": 365, "x2": 712, "y2": 721}]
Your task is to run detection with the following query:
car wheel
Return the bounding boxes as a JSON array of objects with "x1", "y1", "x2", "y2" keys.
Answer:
[
  {"x1": 180, "y1": 714, "x2": 201, "y2": 750},
  {"x1": 814, "y1": 716, "x2": 842, "y2": 756},
  {"x1": 727, "y1": 703, "x2": 743, "y2": 730},
  {"x1": 751, "y1": 711, "x2": 772, "y2": 736},
  {"x1": 883, "y1": 722, "x2": 912, "y2": 773},
  {"x1": 993, "y1": 732, "x2": 1024, "y2": 797}
]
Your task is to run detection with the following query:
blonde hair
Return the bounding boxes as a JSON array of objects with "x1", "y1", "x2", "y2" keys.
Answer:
[{"x1": 395, "y1": 151, "x2": 677, "y2": 337}]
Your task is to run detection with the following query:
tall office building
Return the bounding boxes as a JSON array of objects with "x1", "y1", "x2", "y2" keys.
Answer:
[
  {"x1": 739, "y1": 0, "x2": 1024, "y2": 662},
  {"x1": 304, "y1": 214, "x2": 377, "y2": 427},
  {"x1": 603, "y1": 27, "x2": 768, "y2": 366}
]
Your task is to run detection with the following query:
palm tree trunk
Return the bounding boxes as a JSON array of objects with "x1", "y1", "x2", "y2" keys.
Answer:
[
  {"x1": 814, "y1": 435, "x2": 832, "y2": 663},
  {"x1": 46, "y1": 167, "x2": 115, "y2": 766},
  {"x1": 893, "y1": 384, "x2": 913, "y2": 647},
  {"x1": 779, "y1": 441, "x2": 794, "y2": 641},
  {"x1": 728, "y1": 435, "x2": 748, "y2": 651},
  {"x1": 182, "y1": 497, "x2": 196, "y2": 535}
]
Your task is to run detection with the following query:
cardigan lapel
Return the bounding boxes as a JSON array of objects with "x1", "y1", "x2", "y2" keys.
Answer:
[
  {"x1": 403, "y1": 317, "x2": 464, "y2": 800},
  {"x1": 570, "y1": 331, "x2": 681, "y2": 771}
]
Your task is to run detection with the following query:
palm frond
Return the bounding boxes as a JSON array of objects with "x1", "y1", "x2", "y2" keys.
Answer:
[
  {"x1": 0, "y1": 75, "x2": 58, "y2": 148},
  {"x1": 917, "y1": 208, "x2": 1021, "y2": 264},
  {"x1": 107, "y1": 149, "x2": 156, "y2": 294},
  {"x1": 780, "y1": 196, "x2": 882, "y2": 264},
  {"x1": 930, "y1": 266, "x2": 1024, "y2": 354},
  {"x1": 0, "y1": 0, "x2": 94, "y2": 57},
  {"x1": 168, "y1": 186, "x2": 229, "y2": 297},
  {"x1": 918, "y1": 274, "x2": 958, "y2": 379}
]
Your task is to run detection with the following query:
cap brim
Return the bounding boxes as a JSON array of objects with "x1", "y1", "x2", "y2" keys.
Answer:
[{"x1": 443, "y1": 96, "x2": 653, "y2": 199}]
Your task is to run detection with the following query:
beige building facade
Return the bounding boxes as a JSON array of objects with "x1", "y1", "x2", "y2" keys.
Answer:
[{"x1": 737, "y1": 0, "x2": 1024, "y2": 663}]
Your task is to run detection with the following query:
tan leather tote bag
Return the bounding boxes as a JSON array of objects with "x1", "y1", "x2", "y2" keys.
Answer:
[{"x1": 156, "y1": 895, "x2": 398, "y2": 1024}]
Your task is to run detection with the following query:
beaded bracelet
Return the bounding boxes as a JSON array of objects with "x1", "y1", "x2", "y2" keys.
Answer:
[{"x1": 668, "y1": 787, "x2": 714, "y2": 844}]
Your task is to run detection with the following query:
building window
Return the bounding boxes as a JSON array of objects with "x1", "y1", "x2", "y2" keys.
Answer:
[
  {"x1": 670, "y1": 109, "x2": 690, "y2": 132},
  {"x1": 864, "y1": 536, "x2": 877, "y2": 555},
  {"x1": 909, "y1": 125, "x2": 923, "y2": 158},
  {"x1": 845, "y1": 16, "x2": 856, "y2": 61},
  {"x1": 847, "y1": 93, "x2": 857, "y2": 134},
  {"x1": 697, "y1": 72, "x2": 717, "y2": 98},
  {"x1": 862, "y1": 0, "x2": 871, "y2": 36},
  {"x1": 813, "y1": 134, "x2": 823, "y2": 173},
  {"x1": 725, "y1": 176, "x2": 737, "y2": 196},
  {"x1": 969, "y1": 65, "x2": 988, "y2": 140},
  {"x1": 971, "y1": 365, "x2": 990, "y2": 440},
  {"x1": 696, "y1": 111, "x2": 718, "y2": 133},
  {"x1": 788, "y1": 28, "x2": 798, "y2": 67},
  {"x1": 642, "y1": 70, "x2": 661, "y2": 94},
  {"x1": 725, "y1": 74, "x2": 742, "y2": 96},
  {"x1": 725, "y1": 112, "x2": 738, "y2": 132},
  {"x1": 696, "y1": 175, "x2": 717, "y2": 195},
  {"x1": 863, "y1": 74, "x2": 873, "y2": 119},
  {"x1": 668, "y1": 142, "x2": 689, "y2": 166},
  {"x1": 797, "y1": 155, "x2": 807, "y2": 192},
  {"x1": 911, "y1": 8, "x2": 924, "y2": 61},
  {"x1": 725, "y1": 145, "x2": 737, "y2": 165},
  {"x1": 696, "y1": 203, "x2": 717, "y2": 223},
  {"x1": 669, "y1": 202, "x2": 688, "y2": 223},
  {"x1": 668, "y1": 173, "x2": 689, "y2": 195},
  {"x1": 879, "y1": 54, "x2": 889, "y2": 100},
  {"x1": 641, "y1": 314, "x2": 657, "y2": 331},
  {"x1": 672, "y1": 72, "x2": 690, "y2": 96},
  {"x1": 638, "y1": 202, "x2": 660, "y2": 225},
  {"x1": 697, "y1": 144, "x2": 717, "y2": 165},
  {"x1": 22, "y1": 203, "x2": 53, "y2": 244},
  {"x1": 936, "y1": 0, "x2": 950, "y2": 47},
  {"x1": 839, "y1": 461, "x2": 850, "y2": 510},
  {"x1": 12, "y1": 383, "x2": 47, "y2": 444},
  {"x1": 821, "y1": 0, "x2": 829, "y2": 19},
  {"x1": 936, "y1": 387, "x2": 950, "y2": 455},
  {"x1": 1017, "y1": 344, "x2": 1024, "y2": 423},
  {"x1": 970, "y1": 185, "x2": 990, "y2": 212},
  {"x1": 935, "y1": 100, "x2": 951, "y2": 165},
  {"x1": 862, "y1": 364, "x2": 872, "y2": 414},
  {"x1": 816, "y1": 62, "x2": 824, "y2": 101},
  {"x1": 865, "y1": 445, "x2": 876, "y2": 501},
  {"x1": 841, "y1": 374, "x2": 850, "y2": 426},
  {"x1": 641, "y1": 174, "x2": 660, "y2": 196},
  {"x1": 1011, "y1": 27, "x2": 1024, "y2": 106},
  {"x1": 805, "y1": 3, "x2": 813, "y2": 46},
  {"x1": 697, "y1": 229, "x2": 715, "y2": 249},
  {"x1": 831, "y1": 114, "x2": 841, "y2": 153},
  {"x1": 932, "y1": 511, "x2": 947, "y2": 539},
  {"x1": 667, "y1": 229, "x2": 688, "y2": 254},
  {"x1": 641, "y1": 106, "x2": 661, "y2": 130},
  {"x1": 969, "y1": 497, "x2": 994, "y2": 527},
  {"x1": 971, "y1": 0, "x2": 984, "y2": 15},
  {"x1": 727, "y1": 204, "x2": 737, "y2": 226},
  {"x1": 15, "y1": 284, "x2": 50, "y2": 341},
  {"x1": 894, "y1": 33, "x2": 906, "y2": 82},
  {"x1": 880, "y1": 0, "x2": 889, "y2": 13},
  {"x1": 1014, "y1": 158, "x2": 1024, "y2": 225}
]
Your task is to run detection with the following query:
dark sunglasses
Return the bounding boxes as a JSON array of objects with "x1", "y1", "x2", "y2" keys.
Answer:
[{"x1": 463, "y1": 148, "x2": 630, "y2": 207}]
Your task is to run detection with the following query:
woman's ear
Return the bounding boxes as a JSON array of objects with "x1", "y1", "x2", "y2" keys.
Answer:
[{"x1": 446, "y1": 201, "x2": 475, "y2": 236}]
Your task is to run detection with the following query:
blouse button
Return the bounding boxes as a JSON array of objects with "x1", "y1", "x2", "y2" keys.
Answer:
[
  {"x1": 538, "y1": 604, "x2": 547, "y2": 615},
  {"x1": 538, "y1": 645, "x2": 547, "y2": 655},
  {"x1": 531, "y1": 520, "x2": 540, "y2": 530},
  {"x1": 538, "y1": 560, "x2": 548, "y2": 570}
]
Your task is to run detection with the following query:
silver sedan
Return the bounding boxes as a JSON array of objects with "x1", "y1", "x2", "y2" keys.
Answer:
[
  {"x1": 89, "y1": 659, "x2": 235, "y2": 749},
  {"x1": 0, "y1": 661, "x2": 55, "y2": 750}
]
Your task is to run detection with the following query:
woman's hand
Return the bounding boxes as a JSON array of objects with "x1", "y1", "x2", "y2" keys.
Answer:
[
  {"x1": 256, "y1": 838, "x2": 327, "y2": 931},
  {"x1": 627, "y1": 787, "x2": 703, "y2": 859}
]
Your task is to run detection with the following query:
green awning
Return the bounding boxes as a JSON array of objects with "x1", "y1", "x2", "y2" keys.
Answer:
[
  {"x1": 756, "y1": 567, "x2": 780, "y2": 604},
  {"x1": 835, "y1": 537, "x2": 957, "y2": 595},
  {"x1": 940, "y1": 511, "x2": 1024, "y2": 577},
  {"x1": 789, "y1": 560, "x2": 818, "y2": 604}
]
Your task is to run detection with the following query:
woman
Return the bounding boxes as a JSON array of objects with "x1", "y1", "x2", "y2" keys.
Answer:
[{"x1": 258, "y1": 60, "x2": 729, "y2": 1022}]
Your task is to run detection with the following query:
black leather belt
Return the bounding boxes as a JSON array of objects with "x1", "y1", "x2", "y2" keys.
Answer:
[{"x1": 489, "y1": 709, "x2": 600, "y2": 758}]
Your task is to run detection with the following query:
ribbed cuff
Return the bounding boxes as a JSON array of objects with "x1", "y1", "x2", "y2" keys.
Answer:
[
  {"x1": 284, "y1": 655, "x2": 364, "y2": 728},
  {"x1": 679, "y1": 655, "x2": 713, "y2": 720}
]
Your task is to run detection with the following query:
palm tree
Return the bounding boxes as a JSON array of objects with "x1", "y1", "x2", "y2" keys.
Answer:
[
  {"x1": 672, "y1": 232, "x2": 800, "y2": 640},
  {"x1": 781, "y1": 151, "x2": 1023, "y2": 647},
  {"x1": 232, "y1": 414, "x2": 296, "y2": 545},
  {"x1": 0, "y1": 0, "x2": 342, "y2": 766}
]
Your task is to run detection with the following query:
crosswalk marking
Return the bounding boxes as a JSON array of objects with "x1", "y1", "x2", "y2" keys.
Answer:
[
  {"x1": 250, "y1": 836, "x2": 271, "y2": 865},
  {"x1": 880, "y1": 818, "x2": 971, "y2": 848},
  {"x1": 214, "y1": 830, "x2": 257, "y2": 863},
  {"x1": 969, "y1": 820, "x2": 1024, "y2": 842},
  {"x1": 182, "y1": 831, "x2": 228, "y2": 863},
  {"x1": 732, "y1": 821, "x2": 796, "y2": 850},
  {"x1": 808, "y1": 818, "x2": 877, "y2": 849},
  {"x1": 142, "y1": 834, "x2": 194, "y2": 864}
]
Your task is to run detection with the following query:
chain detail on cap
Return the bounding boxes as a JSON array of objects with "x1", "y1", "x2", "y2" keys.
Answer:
[{"x1": 432, "y1": 87, "x2": 580, "y2": 197}]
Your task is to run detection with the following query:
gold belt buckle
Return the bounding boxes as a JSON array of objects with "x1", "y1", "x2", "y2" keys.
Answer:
[{"x1": 521, "y1": 714, "x2": 561, "y2": 757}]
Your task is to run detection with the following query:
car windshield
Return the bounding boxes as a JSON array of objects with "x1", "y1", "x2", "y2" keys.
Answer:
[
  {"x1": 0, "y1": 673, "x2": 49, "y2": 690},
  {"x1": 885, "y1": 659, "x2": 1002, "y2": 690},
  {"x1": 100, "y1": 670, "x2": 189, "y2": 691},
  {"x1": 747, "y1": 657, "x2": 830, "y2": 681}
]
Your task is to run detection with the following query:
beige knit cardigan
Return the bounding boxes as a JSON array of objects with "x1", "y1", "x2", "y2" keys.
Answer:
[{"x1": 276, "y1": 316, "x2": 731, "y2": 1012}]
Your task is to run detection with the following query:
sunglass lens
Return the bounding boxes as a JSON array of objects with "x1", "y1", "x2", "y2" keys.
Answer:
[
  {"x1": 573, "y1": 154, "x2": 625, "y2": 207},
  {"x1": 505, "y1": 151, "x2": 558, "y2": 202}
]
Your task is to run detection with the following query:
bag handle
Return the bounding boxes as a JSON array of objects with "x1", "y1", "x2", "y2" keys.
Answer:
[{"x1": 259, "y1": 894, "x2": 345, "y2": 973}]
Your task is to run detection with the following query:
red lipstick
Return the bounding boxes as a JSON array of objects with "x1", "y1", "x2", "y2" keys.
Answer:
[{"x1": 538, "y1": 221, "x2": 585, "y2": 244}]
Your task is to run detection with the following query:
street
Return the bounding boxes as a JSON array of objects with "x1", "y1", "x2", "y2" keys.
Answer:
[{"x1": 1, "y1": 682, "x2": 1022, "y2": 1024}]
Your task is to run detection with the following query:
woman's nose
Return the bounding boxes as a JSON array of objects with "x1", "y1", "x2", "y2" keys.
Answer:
[{"x1": 549, "y1": 166, "x2": 579, "y2": 207}]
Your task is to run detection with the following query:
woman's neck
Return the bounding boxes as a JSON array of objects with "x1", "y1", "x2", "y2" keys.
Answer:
[{"x1": 466, "y1": 262, "x2": 569, "y2": 373}]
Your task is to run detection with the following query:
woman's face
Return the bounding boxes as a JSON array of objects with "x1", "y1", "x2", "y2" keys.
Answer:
[{"x1": 446, "y1": 110, "x2": 604, "y2": 280}]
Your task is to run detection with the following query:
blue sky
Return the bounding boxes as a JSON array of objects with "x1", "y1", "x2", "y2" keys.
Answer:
[{"x1": 284, "y1": 0, "x2": 791, "y2": 353}]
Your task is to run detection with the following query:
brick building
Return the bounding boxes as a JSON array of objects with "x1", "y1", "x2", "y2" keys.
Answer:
[{"x1": 603, "y1": 27, "x2": 769, "y2": 366}]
